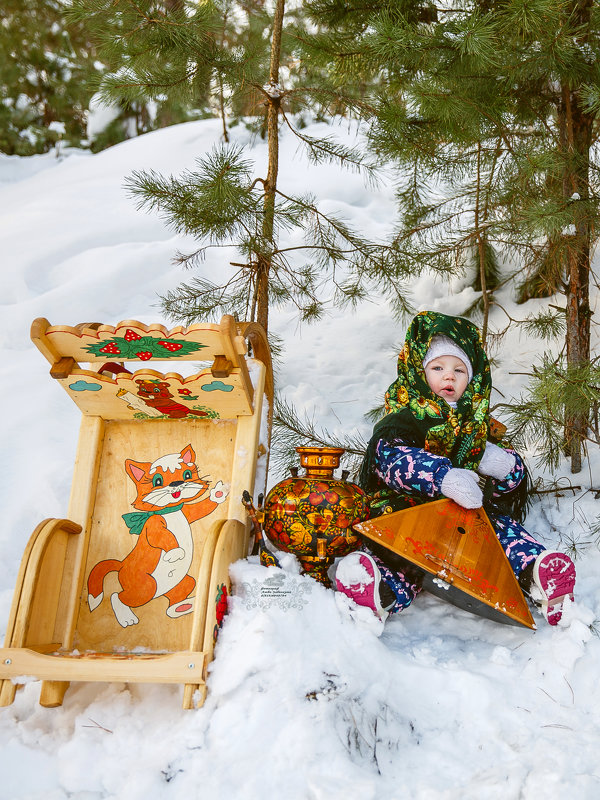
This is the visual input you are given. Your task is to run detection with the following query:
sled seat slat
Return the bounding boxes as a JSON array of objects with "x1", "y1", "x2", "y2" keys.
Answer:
[{"x1": 0, "y1": 648, "x2": 207, "y2": 684}]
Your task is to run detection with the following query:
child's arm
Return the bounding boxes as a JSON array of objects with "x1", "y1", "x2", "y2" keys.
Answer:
[
  {"x1": 374, "y1": 437, "x2": 483, "y2": 508},
  {"x1": 491, "y1": 448, "x2": 526, "y2": 495},
  {"x1": 478, "y1": 443, "x2": 525, "y2": 494},
  {"x1": 374, "y1": 438, "x2": 453, "y2": 498},
  {"x1": 375, "y1": 438, "x2": 451, "y2": 498}
]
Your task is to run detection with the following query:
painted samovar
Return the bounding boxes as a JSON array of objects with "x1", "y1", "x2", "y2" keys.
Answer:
[{"x1": 261, "y1": 446, "x2": 369, "y2": 585}]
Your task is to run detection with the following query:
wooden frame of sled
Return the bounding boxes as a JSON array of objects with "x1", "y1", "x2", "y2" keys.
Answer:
[{"x1": 0, "y1": 315, "x2": 272, "y2": 709}]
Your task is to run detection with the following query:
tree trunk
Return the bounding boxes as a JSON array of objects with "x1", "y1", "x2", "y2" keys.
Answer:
[
  {"x1": 553, "y1": 0, "x2": 593, "y2": 473},
  {"x1": 560, "y1": 81, "x2": 593, "y2": 473},
  {"x1": 256, "y1": 0, "x2": 285, "y2": 334},
  {"x1": 218, "y1": 6, "x2": 230, "y2": 143},
  {"x1": 475, "y1": 142, "x2": 490, "y2": 346}
]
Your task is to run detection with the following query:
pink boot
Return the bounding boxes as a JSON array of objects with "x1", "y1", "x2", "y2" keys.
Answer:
[
  {"x1": 335, "y1": 552, "x2": 391, "y2": 622},
  {"x1": 532, "y1": 550, "x2": 576, "y2": 626}
]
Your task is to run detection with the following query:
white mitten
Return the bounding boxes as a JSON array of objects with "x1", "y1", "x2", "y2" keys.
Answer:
[
  {"x1": 440, "y1": 468, "x2": 483, "y2": 509},
  {"x1": 477, "y1": 442, "x2": 516, "y2": 480}
]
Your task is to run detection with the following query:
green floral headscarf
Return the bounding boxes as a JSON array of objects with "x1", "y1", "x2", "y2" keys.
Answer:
[
  {"x1": 358, "y1": 311, "x2": 531, "y2": 522},
  {"x1": 382, "y1": 310, "x2": 491, "y2": 469}
]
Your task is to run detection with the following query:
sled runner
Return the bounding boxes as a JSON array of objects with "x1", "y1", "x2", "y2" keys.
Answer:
[
  {"x1": 0, "y1": 315, "x2": 272, "y2": 708},
  {"x1": 354, "y1": 499, "x2": 535, "y2": 629}
]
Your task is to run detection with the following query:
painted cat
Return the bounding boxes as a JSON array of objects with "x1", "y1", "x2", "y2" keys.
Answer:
[{"x1": 87, "y1": 444, "x2": 228, "y2": 627}]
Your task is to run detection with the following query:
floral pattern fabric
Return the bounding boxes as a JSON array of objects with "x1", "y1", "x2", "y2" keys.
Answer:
[
  {"x1": 374, "y1": 440, "x2": 526, "y2": 501},
  {"x1": 374, "y1": 441, "x2": 452, "y2": 499},
  {"x1": 383, "y1": 311, "x2": 492, "y2": 470}
]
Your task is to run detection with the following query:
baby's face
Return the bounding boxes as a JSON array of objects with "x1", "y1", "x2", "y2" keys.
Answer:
[{"x1": 424, "y1": 355, "x2": 469, "y2": 403}]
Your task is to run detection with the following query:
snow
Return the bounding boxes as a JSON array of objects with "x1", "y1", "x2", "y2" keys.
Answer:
[
  {"x1": 1, "y1": 118, "x2": 600, "y2": 799},
  {"x1": 48, "y1": 121, "x2": 66, "y2": 136},
  {"x1": 86, "y1": 93, "x2": 122, "y2": 143},
  {"x1": 335, "y1": 552, "x2": 374, "y2": 588}
]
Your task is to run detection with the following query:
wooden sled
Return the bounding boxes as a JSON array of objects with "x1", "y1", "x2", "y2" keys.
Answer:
[
  {"x1": 354, "y1": 499, "x2": 535, "y2": 629},
  {"x1": 0, "y1": 315, "x2": 272, "y2": 708}
]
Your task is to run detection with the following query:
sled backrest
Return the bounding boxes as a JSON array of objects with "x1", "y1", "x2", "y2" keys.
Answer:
[
  {"x1": 71, "y1": 418, "x2": 238, "y2": 653},
  {"x1": 31, "y1": 315, "x2": 256, "y2": 420}
]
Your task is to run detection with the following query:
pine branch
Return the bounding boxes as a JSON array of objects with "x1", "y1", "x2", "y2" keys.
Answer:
[
  {"x1": 270, "y1": 394, "x2": 367, "y2": 482},
  {"x1": 281, "y1": 111, "x2": 381, "y2": 185}
]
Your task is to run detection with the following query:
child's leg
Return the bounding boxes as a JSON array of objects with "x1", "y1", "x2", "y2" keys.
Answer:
[
  {"x1": 491, "y1": 514, "x2": 575, "y2": 625},
  {"x1": 335, "y1": 548, "x2": 421, "y2": 619},
  {"x1": 371, "y1": 551, "x2": 422, "y2": 614},
  {"x1": 490, "y1": 514, "x2": 545, "y2": 577}
]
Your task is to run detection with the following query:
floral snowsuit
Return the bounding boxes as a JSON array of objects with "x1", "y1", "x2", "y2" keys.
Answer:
[{"x1": 357, "y1": 311, "x2": 546, "y2": 614}]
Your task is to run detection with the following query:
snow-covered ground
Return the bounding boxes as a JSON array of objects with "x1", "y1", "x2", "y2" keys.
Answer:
[{"x1": 1, "y1": 118, "x2": 599, "y2": 800}]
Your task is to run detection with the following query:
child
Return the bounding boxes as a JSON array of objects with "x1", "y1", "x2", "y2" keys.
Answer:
[{"x1": 335, "y1": 311, "x2": 576, "y2": 626}]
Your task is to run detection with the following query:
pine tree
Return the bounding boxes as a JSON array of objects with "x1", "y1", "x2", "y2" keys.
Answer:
[
  {"x1": 307, "y1": 0, "x2": 600, "y2": 473},
  {"x1": 69, "y1": 0, "x2": 414, "y2": 333},
  {"x1": 0, "y1": 0, "x2": 99, "y2": 154},
  {"x1": 65, "y1": 0, "x2": 219, "y2": 151},
  {"x1": 271, "y1": 395, "x2": 368, "y2": 480}
]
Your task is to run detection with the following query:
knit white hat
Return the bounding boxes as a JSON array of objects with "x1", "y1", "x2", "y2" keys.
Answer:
[{"x1": 422, "y1": 335, "x2": 473, "y2": 382}]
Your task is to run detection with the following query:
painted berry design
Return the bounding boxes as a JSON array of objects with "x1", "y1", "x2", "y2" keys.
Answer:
[
  {"x1": 85, "y1": 333, "x2": 206, "y2": 359},
  {"x1": 213, "y1": 583, "x2": 229, "y2": 643},
  {"x1": 99, "y1": 342, "x2": 121, "y2": 355},
  {"x1": 158, "y1": 340, "x2": 183, "y2": 352},
  {"x1": 262, "y1": 475, "x2": 368, "y2": 586},
  {"x1": 215, "y1": 583, "x2": 228, "y2": 624}
]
